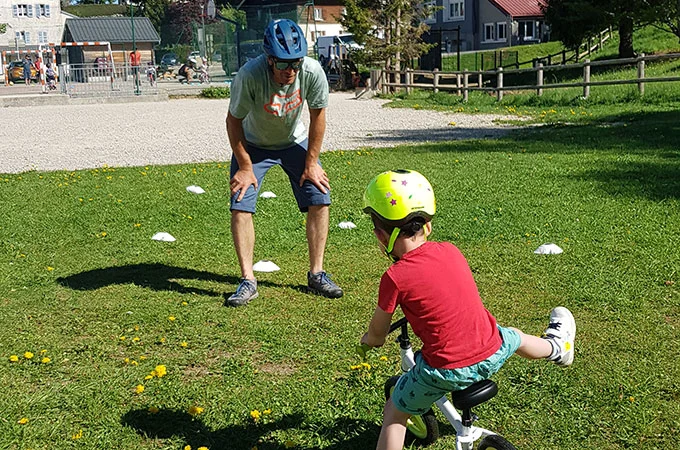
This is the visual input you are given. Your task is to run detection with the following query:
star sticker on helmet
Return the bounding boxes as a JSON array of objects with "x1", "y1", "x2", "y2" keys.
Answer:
[
  {"x1": 385, "y1": 192, "x2": 392, "y2": 198},
  {"x1": 401, "y1": 180, "x2": 408, "y2": 186},
  {"x1": 390, "y1": 199, "x2": 397, "y2": 206}
]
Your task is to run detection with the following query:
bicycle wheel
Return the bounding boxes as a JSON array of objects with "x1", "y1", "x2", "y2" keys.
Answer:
[
  {"x1": 477, "y1": 434, "x2": 516, "y2": 450},
  {"x1": 384, "y1": 376, "x2": 439, "y2": 446}
]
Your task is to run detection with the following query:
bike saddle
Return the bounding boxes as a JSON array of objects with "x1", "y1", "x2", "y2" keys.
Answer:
[{"x1": 450, "y1": 379, "x2": 498, "y2": 410}]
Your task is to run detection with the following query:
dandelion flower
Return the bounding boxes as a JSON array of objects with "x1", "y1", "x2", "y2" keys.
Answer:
[
  {"x1": 41, "y1": 357, "x2": 51, "y2": 364},
  {"x1": 181, "y1": 301, "x2": 188, "y2": 306},
  {"x1": 40, "y1": 349, "x2": 47, "y2": 354},
  {"x1": 9, "y1": 355, "x2": 19, "y2": 362},
  {"x1": 184, "y1": 446, "x2": 192, "y2": 450},
  {"x1": 188, "y1": 405, "x2": 204, "y2": 416},
  {"x1": 180, "y1": 342, "x2": 188, "y2": 348},
  {"x1": 148, "y1": 406, "x2": 159, "y2": 414},
  {"x1": 380, "y1": 356, "x2": 388, "y2": 362},
  {"x1": 168, "y1": 316, "x2": 176, "y2": 322},
  {"x1": 145, "y1": 375, "x2": 153, "y2": 381},
  {"x1": 263, "y1": 409, "x2": 272, "y2": 415},
  {"x1": 132, "y1": 337, "x2": 140, "y2": 342},
  {"x1": 250, "y1": 410, "x2": 261, "y2": 421},
  {"x1": 47, "y1": 266, "x2": 54, "y2": 271},
  {"x1": 154, "y1": 365, "x2": 167, "y2": 378},
  {"x1": 71, "y1": 429, "x2": 83, "y2": 440},
  {"x1": 198, "y1": 447, "x2": 209, "y2": 450},
  {"x1": 120, "y1": 336, "x2": 126, "y2": 341},
  {"x1": 18, "y1": 418, "x2": 28, "y2": 424},
  {"x1": 135, "y1": 384, "x2": 145, "y2": 394},
  {"x1": 24, "y1": 351, "x2": 34, "y2": 360}
]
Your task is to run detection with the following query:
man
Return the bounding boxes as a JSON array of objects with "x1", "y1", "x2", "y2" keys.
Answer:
[
  {"x1": 177, "y1": 58, "x2": 196, "y2": 84},
  {"x1": 225, "y1": 18, "x2": 343, "y2": 307},
  {"x1": 129, "y1": 49, "x2": 141, "y2": 87},
  {"x1": 22, "y1": 55, "x2": 33, "y2": 86}
]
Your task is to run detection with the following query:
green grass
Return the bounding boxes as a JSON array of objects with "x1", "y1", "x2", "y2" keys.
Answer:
[{"x1": 1, "y1": 105, "x2": 679, "y2": 450}]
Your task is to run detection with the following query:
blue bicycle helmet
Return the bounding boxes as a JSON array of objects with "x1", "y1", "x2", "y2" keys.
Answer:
[{"x1": 263, "y1": 19, "x2": 308, "y2": 59}]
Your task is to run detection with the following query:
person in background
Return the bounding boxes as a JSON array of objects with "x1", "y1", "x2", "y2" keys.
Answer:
[
  {"x1": 22, "y1": 54, "x2": 34, "y2": 86},
  {"x1": 225, "y1": 18, "x2": 343, "y2": 306}
]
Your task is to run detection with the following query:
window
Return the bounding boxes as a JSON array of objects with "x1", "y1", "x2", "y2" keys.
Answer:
[
  {"x1": 314, "y1": 8, "x2": 323, "y2": 21},
  {"x1": 13, "y1": 4, "x2": 34, "y2": 17},
  {"x1": 496, "y1": 22, "x2": 507, "y2": 41},
  {"x1": 444, "y1": 0, "x2": 464, "y2": 21},
  {"x1": 519, "y1": 21, "x2": 535, "y2": 40},
  {"x1": 423, "y1": 0, "x2": 436, "y2": 23},
  {"x1": 38, "y1": 4, "x2": 51, "y2": 17},
  {"x1": 38, "y1": 30, "x2": 48, "y2": 44},
  {"x1": 15, "y1": 31, "x2": 31, "y2": 44},
  {"x1": 483, "y1": 23, "x2": 494, "y2": 42}
]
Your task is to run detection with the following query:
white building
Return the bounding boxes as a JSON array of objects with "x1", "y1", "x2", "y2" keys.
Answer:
[{"x1": 0, "y1": 0, "x2": 71, "y2": 73}]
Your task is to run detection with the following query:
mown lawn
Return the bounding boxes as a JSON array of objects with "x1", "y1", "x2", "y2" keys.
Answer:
[{"x1": 0, "y1": 103, "x2": 678, "y2": 450}]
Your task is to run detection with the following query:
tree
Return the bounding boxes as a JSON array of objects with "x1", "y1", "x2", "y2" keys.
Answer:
[
  {"x1": 162, "y1": 1, "x2": 204, "y2": 46},
  {"x1": 137, "y1": 0, "x2": 170, "y2": 33},
  {"x1": 542, "y1": 0, "x2": 655, "y2": 58},
  {"x1": 646, "y1": 0, "x2": 680, "y2": 41},
  {"x1": 339, "y1": 0, "x2": 435, "y2": 75}
]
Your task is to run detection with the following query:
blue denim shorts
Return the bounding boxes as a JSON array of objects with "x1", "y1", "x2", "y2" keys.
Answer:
[
  {"x1": 229, "y1": 139, "x2": 331, "y2": 213},
  {"x1": 391, "y1": 326, "x2": 521, "y2": 415}
]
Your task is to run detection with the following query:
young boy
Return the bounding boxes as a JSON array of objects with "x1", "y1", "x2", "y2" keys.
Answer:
[{"x1": 359, "y1": 169, "x2": 576, "y2": 450}]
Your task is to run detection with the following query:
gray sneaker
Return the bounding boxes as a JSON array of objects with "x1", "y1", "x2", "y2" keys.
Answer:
[
  {"x1": 307, "y1": 271, "x2": 343, "y2": 298},
  {"x1": 542, "y1": 306, "x2": 576, "y2": 367},
  {"x1": 226, "y1": 278, "x2": 258, "y2": 307}
]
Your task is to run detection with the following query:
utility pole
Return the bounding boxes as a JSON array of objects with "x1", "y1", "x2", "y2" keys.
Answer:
[{"x1": 200, "y1": 2, "x2": 206, "y2": 59}]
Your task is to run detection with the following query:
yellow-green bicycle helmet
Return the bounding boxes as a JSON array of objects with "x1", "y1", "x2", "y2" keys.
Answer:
[{"x1": 363, "y1": 169, "x2": 436, "y2": 257}]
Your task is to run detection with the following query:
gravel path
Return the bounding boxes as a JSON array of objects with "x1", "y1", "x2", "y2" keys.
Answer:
[{"x1": 0, "y1": 92, "x2": 518, "y2": 174}]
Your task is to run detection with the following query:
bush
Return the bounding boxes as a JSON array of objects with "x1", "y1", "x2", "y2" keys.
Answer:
[{"x1": 200, "y1": 86, "x2": 230, "y2": 99}]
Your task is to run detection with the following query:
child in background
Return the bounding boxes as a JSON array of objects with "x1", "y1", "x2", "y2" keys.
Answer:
[{"x1": 359, "y1": 169, "x2": 576, "y2": 450}]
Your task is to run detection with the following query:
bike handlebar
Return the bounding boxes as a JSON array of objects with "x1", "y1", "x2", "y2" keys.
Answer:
[{"x1": 356, "y1": 317, "x2": 409, "y2": 359}]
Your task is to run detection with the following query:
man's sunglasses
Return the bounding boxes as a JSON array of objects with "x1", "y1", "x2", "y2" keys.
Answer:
[{"x1": 271, "y1": 58, "x2": 302, "y2": 71}]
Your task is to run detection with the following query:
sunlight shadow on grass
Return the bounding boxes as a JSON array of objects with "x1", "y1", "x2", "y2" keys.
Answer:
[
  {"x1": 121, "y1": 409, "x2": 380, "y2": 449},
  {"x1": 56, "y1": 263, "x2": 287, "y2": 297}
]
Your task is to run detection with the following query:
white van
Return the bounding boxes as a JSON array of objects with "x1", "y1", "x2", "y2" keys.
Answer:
[{"x1": 316, "y1": 34, "x2": 362, "y2": 59}]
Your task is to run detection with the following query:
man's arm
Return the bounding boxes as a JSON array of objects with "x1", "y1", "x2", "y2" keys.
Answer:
[
  {"x1": 361, "y1": 306, "x2": 394, "y2": 348},
  {"x1": 299, "y1": 107, "x2": 330, "y2": 194},
  {"x1": 226, "y1": 111, "x2": 258, "y2": 202}
]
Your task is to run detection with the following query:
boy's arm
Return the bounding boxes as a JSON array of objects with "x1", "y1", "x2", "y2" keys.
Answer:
[{"x1": 361, "y1": 306, "x2": 394, "y2": 348}]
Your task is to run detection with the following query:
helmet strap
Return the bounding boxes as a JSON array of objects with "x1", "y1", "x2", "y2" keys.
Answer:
[{"x1": 385, "y1": 227, "x2": 401, "y2": 261}]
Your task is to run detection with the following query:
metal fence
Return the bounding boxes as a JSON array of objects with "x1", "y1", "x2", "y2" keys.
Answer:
[{"x1": 59, "y1": 63, "x2": 159, "y2": 98}]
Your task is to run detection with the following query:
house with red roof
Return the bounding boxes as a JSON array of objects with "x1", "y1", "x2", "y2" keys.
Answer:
[{"x1": 425, "y1": 0, "x2": 549, "y2": 53}]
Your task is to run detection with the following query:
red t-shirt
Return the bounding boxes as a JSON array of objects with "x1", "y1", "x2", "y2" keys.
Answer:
[{"x1": 378, "y1": 241, "x2": 502, "y2": 369}]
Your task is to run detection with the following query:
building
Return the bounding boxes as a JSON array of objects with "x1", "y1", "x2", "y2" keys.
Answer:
[
  {"x1": 425, "y1": 0, "x2": 549, "y2": 52},
  {"x1": 62, "y1": 16, "x2": 160, "y2": 66}
]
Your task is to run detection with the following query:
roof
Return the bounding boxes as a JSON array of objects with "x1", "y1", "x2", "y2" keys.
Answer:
[
  {"x1": 488, "y1": 0, "x2": 546, "y2": 18},
  {"x1": 65, "y1": 17, "x2": 160, "y2": 43}
]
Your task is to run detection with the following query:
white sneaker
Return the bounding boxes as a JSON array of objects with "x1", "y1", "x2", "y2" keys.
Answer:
[{"x1": 543, "y1": 307, "x2": 576, "y2": 367}]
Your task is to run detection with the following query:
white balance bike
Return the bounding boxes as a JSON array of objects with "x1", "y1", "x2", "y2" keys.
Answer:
[{"x1": 359, "y1": 317, "x2": 516, "y2": 450}]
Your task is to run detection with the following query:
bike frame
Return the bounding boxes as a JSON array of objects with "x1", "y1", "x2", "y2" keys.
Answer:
[{"x1": 391, "y1": 318, "x2": 500, "y2": 450}]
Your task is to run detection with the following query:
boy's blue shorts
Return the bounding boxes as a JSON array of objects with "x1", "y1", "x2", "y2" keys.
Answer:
[
  {"x1": 391, "y1": 326, "x2": 521, "y2": 415},
  {"x1": 229, "y1": 139, "x2": 331, "y2": 213}
]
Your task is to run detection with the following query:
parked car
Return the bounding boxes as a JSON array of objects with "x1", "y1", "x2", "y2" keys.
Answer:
[
  {"x1": 160, "y1": 52, "x2": 178, "y2": 69},
  {"x1": 6, "y1": 60, "x2": 39, "y2": 82}
]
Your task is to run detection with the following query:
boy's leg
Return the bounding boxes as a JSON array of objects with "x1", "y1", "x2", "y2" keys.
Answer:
[
  {"x1": 512, "y1": 306, "x2": 576, "y2": 366},
  {"x1": 377, "y1": 398, "x2": 410, "y2": 450}
]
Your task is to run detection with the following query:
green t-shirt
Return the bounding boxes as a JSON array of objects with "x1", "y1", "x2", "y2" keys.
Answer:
[{"x1": 229, "y1": 55, "x2": 329, "y2": 150}]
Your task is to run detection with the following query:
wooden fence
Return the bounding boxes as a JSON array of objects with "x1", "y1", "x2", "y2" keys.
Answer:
[{"x1": 370, "y1": 52, "x2": 680, "y2": 102}]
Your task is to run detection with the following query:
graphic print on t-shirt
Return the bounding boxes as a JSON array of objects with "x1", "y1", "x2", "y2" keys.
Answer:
[{"x1": 264, "y1": 89, "x2": 302, "y2": 117}]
